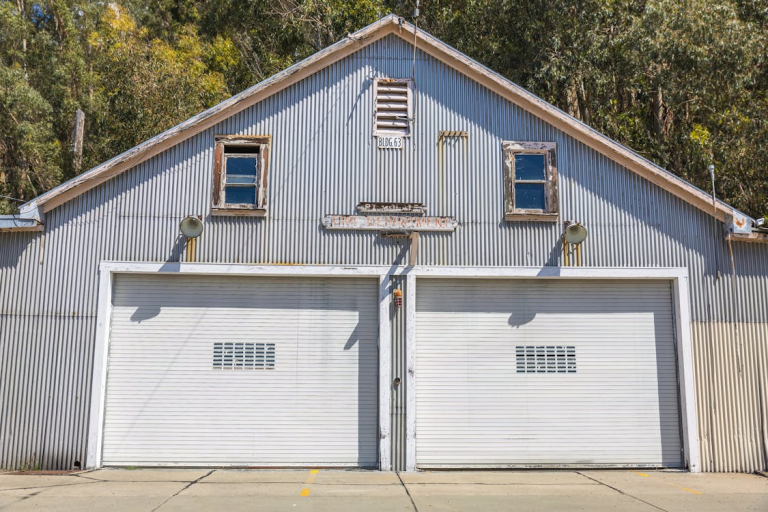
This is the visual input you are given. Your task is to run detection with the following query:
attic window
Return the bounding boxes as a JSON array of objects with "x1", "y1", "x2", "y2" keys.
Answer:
[
  {"x1": 212, "y1": 135, "x2": 271, "y2": 216},
  {"x1": 503, "y1": 142, "x2": 558, "y2": 222},
  {"x1": 374, "y1": 78, "x2": 412, "y2": 137}
]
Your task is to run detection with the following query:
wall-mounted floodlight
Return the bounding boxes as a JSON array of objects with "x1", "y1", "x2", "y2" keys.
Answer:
[
  {"x1": 180, "y1": 216, "x2": 204, "y2": 239},
  {"x1": 564, "y1": 222, "x2": 588, "y2": 245},
  {"x1": 563, "y1": 221, "x2": 587, "y2": 267},
  {"x1": 180, "y1": 216, "x2": 203, "y2": 262}
]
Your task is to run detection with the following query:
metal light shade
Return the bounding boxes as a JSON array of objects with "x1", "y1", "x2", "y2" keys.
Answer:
[
  {"x1": 179, "y1": 216, "x2": 204, "y2": 239},
  {"x1": 564, "y1": 222, "x2": 588, "y2": 245}
]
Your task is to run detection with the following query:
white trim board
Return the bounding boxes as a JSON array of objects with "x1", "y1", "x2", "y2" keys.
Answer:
[{"x1": 87, "y1": 262, "x2": 699, "y2": 473}]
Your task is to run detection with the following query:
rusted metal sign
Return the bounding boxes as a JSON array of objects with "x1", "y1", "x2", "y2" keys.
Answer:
[
  {"x1": 356, "y1": 202, "x2": 427, "y2": 214},
  {"x1": 322, "y1": 215, "x2": 458, "y2": 231}
]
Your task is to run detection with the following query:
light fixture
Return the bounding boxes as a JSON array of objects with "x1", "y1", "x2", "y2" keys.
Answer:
[
  {"x1": 179, "y1": 216, "x2": 203, "y2": 262},
  {"x1": 564, "y1": 222, "x2": 588, "y2": 245},
  {"x1": 563, "y1": 221, "x2": 588, "y2": 267},
  {"x1": 179, "y1": 216, "x2": 204, "y2": 239}
]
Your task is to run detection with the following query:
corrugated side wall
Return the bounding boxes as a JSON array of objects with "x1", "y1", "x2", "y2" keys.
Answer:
[
  {"x1": 692, "y1": 323, "x2": 768, "y2": 472},
  {"x1": 2, "y1": 33, "x2": 768, "y2": 472}
]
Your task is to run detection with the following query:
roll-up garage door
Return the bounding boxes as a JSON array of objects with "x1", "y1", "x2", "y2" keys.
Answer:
[
  {"x1": 102, "y1": 274, "x2": 378, "y2": 467},
  {"x1": 416, "y1": 279, "x2": 682, "y2": 468}
]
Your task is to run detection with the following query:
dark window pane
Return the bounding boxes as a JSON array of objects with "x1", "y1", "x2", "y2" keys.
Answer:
[
  {"x1": 226, "y1": 156, "x2": 257, "y2": 177},
  {"x1": 225, "y1": 186, "x2": 256, "y2": 205},
  {"x1": 514, "y1": 154, "x2": 545, "y2": 180},
  {"x1": 515, "y1": 183, "x2": 546, "y2": 210},
  {"x1": 224, "y1": 144, "x2": 260, "y2": 155}
]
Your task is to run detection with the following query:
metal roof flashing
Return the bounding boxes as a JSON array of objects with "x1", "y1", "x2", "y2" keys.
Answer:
[{"x1": 0, "y1": 215, "x2": 43, "y2": 233}]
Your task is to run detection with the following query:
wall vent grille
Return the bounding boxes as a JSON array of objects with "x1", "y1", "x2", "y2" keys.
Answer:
[
  {"x1": 374, "y1": 79, "x2": 411, "y2": 136},
  {"x1": 516, "y1": 345, "x2": 576, "y2": 373},
  {"x1": 213, "y1": 342, "x2": 275, "y2": 370}
]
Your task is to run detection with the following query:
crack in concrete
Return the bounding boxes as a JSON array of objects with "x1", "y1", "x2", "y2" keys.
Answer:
[
  {"x1": 576, "y1": 472, "x2": 668, "y2": 512},
  {"x1": 0, "y1": 481, "x2": 99, "y2": 493},
  {"x1": 396, "y1": 472, "x2": 419, "y2": 512},
  {"x1": 150, "y1": 470, "x2": 215, "y2": 512}
]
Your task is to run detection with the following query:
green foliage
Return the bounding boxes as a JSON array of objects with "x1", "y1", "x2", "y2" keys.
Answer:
[{"x1": 0, "y1": 0, "x2": 766, "y2": 217}]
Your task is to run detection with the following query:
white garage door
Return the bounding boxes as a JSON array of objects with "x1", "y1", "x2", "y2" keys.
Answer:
[
  {"x1": 102, "y1": 274, "x2": 378, "y2": 467},
  {"x1": 416, "y1": 279, "x2": 682, "y2": 468}
]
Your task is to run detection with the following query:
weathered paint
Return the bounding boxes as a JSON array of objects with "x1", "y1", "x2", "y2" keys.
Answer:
[
  {"x1": 321, "y1": 215, "x2": 457, "y2": 231},
  {"x1": 1, "y1": 33, "x2": 768, "y2": 472}
]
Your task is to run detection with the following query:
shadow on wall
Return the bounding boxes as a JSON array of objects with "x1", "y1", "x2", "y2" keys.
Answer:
[
  {"x1": 0, "y1": 230, "x2": 42, "y2": 269},
  {"x1": 128, "y1": 235, "x2": 187, "y2": 323}
]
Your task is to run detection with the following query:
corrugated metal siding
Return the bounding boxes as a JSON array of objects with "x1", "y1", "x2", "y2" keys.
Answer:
[
  {"x1": 692, "y1": 322, "x2": 768, "y2": 472},
  {"x1": 1, "y1": 33, "x2": 768, "y2": 471}
]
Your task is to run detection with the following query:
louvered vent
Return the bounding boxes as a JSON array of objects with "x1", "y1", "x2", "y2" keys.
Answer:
[
  {"x1": 516, "y1": 345, "x2": 576, "y2": 373},
  {"x1": 374, "y1": 78, "x2": 411, "y2": 136},
  {"x1": 213, "y1": 342, "x2": 275, "y2": 370}
]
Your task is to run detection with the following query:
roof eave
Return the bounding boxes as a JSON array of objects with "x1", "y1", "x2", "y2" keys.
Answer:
[
  {"x1": 20, "y1": 15, "x2": 402, "y2": 216},
  {"x1": 0, "y1": 215, "x2": 43, "y2": 232},
  {"x1": 19, "y1": 14, "x2": 744, "y2": 226}
]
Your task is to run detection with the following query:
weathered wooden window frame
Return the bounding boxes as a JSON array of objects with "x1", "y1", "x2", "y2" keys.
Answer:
[
  {"x1": 503, "y1": 141, "x2": 558, "y2": 222},
  {"x1": 212, "y1": 135, "x2": 271, "y2": 216},
  {"x1": 373, "y1": 78, "x2": 413, "y2": 137}
]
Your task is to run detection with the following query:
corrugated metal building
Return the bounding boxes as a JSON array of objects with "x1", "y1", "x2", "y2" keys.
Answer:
[{"x1": 1, "y1": 16, "x2": 767, "y2": 473}]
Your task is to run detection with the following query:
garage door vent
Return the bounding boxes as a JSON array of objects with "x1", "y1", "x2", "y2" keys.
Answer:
[
  {"x1": 516, "y1": 345, "x2": 576, "y2": 374},
  {"x1": 213, "y1": 342, "x2": 275, "y2": 370}
]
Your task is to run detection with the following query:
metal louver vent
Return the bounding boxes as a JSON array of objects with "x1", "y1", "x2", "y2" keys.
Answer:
[
  {"x1": 516, "y1": 345, "x2": 576, "y2": 373},
  {"x1": 374, "y1": 78, "x2": 411, "y2": 136},
  {"x1": 213, "y1": 342, "x2": 275, "y2": 370}
]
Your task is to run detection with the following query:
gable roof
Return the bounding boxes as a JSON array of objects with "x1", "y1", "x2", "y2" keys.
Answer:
[{"x1": 17, "y1": 14, "x2": 744, "y2": 224}]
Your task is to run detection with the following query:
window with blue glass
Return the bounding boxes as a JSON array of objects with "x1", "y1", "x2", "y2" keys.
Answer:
[
  {"x1": 212, "y1": 135, "x2": 270, "y2": 214},
  {"x1": 224, "y1": 146, "x2": 259, "y2": 205},
  {"x1": 503, "y1": 142, "x2": 558, "y2": 221}
]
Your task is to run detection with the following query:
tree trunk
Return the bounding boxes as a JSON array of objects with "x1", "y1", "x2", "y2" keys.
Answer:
[
  {"x1": 72, "y1": 110, "x2": 85, "y2": 174},
  {"x1": 653, "y1": 84, "x2": 664, "y2": 139}
]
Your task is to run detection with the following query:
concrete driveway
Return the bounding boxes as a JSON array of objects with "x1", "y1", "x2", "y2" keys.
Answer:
[{"x1": 0, "y1": 469, "x2": 766, "y2": 511}]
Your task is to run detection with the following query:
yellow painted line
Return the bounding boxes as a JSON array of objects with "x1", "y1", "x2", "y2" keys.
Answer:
[
  {"x1": 300, "y1": 469, "x2": 319, "y2": 496},
  {"x1": 633, "y1": 471, "x2": 702, "y2": 494}
]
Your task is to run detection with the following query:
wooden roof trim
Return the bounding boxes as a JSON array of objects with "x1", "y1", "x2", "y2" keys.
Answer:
[
  {"x1": 20, "y1": 17, "x2": 400, "y2": 215},
  {"x1": 729, "y1": 232, "x2": 768, "y2": 244},
  {"x1": 394, "y1": 22, "x2": 735, "y2": 222},
  {"x1": 20, "y1": 15, "x2": 737, "y2": 222}
]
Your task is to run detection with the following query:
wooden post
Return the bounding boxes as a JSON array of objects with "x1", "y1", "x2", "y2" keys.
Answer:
[
  {"x1": 409, "y1": 232, "x2": 420, "y2": 266},
  {"x1": 72, "y1": 109, "x2": 85, "y2": 174}
]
